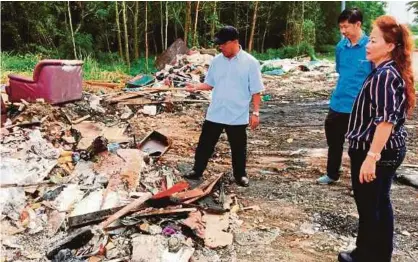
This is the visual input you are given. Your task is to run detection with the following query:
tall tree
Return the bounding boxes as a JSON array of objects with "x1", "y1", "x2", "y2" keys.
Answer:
[
  {"x1": 145, "y1": 1, "x2": 149, "y2": 72},
  {"x1": 184, "y1": 1, "x2": 192, "y2": 46},
  {"x1": 261, "y1": 3, "x2": 272, "y2": 53},
  {"x1": 122, "y1": 1, "x2": 130, "y2": 69},
  {"x1": 244, "y1": 4, "x2": 250, "y2": 47},
  {"x1": 67, "y1": 1, "x2": 77, "y2": 59},
  {"x1": 115, "y1": 2, "x2": 123, "y2": 58},
  {"x1": 165, "y1": 1, "x2": 168, "y2": 49},
  {"x1": 193, "y1": 1, "x2": 200, "y2": 47},
  {"x1": 134, "y1": 1, "x2": 139, "y2": 59},
  {"x1": 248, "y1": 1, "x2": 259, "y2": 52},
  {"x1": 210, "y1": 1, "x2": 217, "y2": 41},
  {"x1": 160, "y1": 1, "x2": 164, "y2": 51}
]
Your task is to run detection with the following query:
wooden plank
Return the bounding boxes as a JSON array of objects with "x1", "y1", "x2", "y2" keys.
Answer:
[
  {"x1": 128, "y1": 207, "x2": 197, "y2": 218},
  {"x1": 84, "y1": 81, "x2": 122, "y2": 88}
]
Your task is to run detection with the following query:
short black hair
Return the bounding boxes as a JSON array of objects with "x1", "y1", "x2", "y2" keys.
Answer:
[{"x1": 338, "y1": 8, "x2": 363, "y2": 24}]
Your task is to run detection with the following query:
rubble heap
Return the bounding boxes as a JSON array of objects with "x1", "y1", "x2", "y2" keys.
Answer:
[{"x1": 1, "y1": 44, "x2": 345, "y2": 261}]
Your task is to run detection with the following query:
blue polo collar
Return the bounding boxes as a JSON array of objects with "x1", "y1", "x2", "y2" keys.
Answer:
[{"x1": 344, "y1": 33, "x2": 368, "y2": 48}]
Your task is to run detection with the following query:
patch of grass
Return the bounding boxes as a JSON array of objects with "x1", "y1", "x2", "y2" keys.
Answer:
[
  {"x1": 415, "y1": 38, "x2": 418, "y2": 49},
  {"x1": 1, "y1": 52, "x2": 157, "y2": 83},
  {"x1": 252, "y1": 42, "x2": 317, "y2": 61}
]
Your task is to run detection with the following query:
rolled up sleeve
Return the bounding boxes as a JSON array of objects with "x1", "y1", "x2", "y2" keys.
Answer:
[
  {"x1": 371, "y1": 69, "x2": 400, "y2": 125},
  {"x1": 249, "y1": 60, "x2": 264, "y2": 95}
]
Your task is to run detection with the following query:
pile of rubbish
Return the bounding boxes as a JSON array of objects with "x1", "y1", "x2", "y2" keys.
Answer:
[
  {"x1": 1, "y1": 38, "x2": 343, "y2": 261},
  {"x1": 0, "y1": 42, "x2": 238, "y2": 261},
  {"x1": 0, "y1": 96, "x2": 245, "y2": 261},
  {"x1": 261, "y1": 57, "x2": 338, "y2": 82}
]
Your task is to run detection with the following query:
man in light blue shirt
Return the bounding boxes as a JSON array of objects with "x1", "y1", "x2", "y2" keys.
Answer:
[
  {"x1": 183, "y1": 26, "x2": 264, "y2": 187},
  {"x1": 317, "y1": 8, "x2": 372, "y2": 185}
]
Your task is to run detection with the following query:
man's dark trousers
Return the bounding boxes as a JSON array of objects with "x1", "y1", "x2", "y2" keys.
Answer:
[
  {"x1": 193, "y1": 120, "x2": 247, "y2": 179},
  {"x1": 325, "y1": 108, "x2": 350, "y2": 180}
]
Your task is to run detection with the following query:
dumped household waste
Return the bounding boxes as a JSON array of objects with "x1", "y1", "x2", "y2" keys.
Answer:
[
  {"x1": 260, "y1": 57, "x2": 337, "y2": 80},
  {"x1": 1, "y1": 45, "x2": 340, "y2": 261},
  {"x1": 0, "y1": 76, "x2": 242, "y2": 261}
]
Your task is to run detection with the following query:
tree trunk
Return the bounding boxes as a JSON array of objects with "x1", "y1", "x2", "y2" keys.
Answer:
[
  {"x1": 134, "y1": 1, "x2": 139, "y2": 59},
  {"x1": 244, "y1": 4, "x2": 249, "y2": 48},
  {"x1": 193, "y1": 1, "x2": 200, "y2": 47},
  {"x1": 261, "y1": 5, "x2": 272, "y2": 53},
  {"x1": 165, "y1": 1, "x2": 168, "y2": 49},
  {"x1": 160, "y1": 1, "x2": 164, "y2": 51},
  {"x1": 184, "y1": 1, "x2": 191, "y2": 46},
  {"x1": 122, "y1": 1, "x2": 130, "y2": 69},
  {"x1": 67, "y1": 1, "x2": 77, "y2": 59},
  {"x1": 210, "y1": 1, "x2": 217, "y2": 42},
  {"x1": 153, "y1": 32, "x2": 158, "y2": 54},
  {"x1": 145, "y1": 1, "x2": 149, "y2": 72},
  {"x1": 234, "y1": 2, "x2": 238, "y2": 28},
  {"x1": 248, "y1": 1, "x2": 259, "y2": 52},
  {"x1": 106, "y1": 29, "x2": 111, "y2": 53},
  {"x1": 115, "y1": 2, "x2": 123, "y2": 59},
  {"x1": 256, "y1": 24, "x2": 261, "y2": 52}
]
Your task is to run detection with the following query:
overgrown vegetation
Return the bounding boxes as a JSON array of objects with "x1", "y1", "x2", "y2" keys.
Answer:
[
  {"x1": 0, "y1": 52, "x2": 156, "y2": 82},
  {"x1": 252, "y1": 42, "x2": 317, "y2": 61},
  {"x1": 1, "y1": 2, "x2": 386, "y2": 60},
  {"x1": 0, "y1": 1, "x2": 389, "y2": 81}
]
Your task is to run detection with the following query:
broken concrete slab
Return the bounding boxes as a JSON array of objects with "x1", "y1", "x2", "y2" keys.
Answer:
[
  {"x1": 73, "y1": 122, "x2": 105, "y2": 150},
  {"x1": 0, "y1": 187, "x2": 26, "y2": 221},
  {"x1": 131, "y1": 234, "x2": 166, "y2": 262},
  {"x1": 141, "y1": 105, "x2": 158, "y2": 116},
  {"x1": 70, "y1": 189, "x2": 128, "y2": 217},
  {"x1": 203, "y1": 213, "x2": 233, "y2": 248},
  {"x1": 47, "y1": 210, "x2": 66, "y2": 236},
  {"x1": 162, "y1": 246, "x2": 195, "y2": 262},
  {"x1": 93, "y1": 149, "x2": 146, "y2": 191},
  {"x1": 102, "y1": 126, "x2": 130, "y2": 143}
]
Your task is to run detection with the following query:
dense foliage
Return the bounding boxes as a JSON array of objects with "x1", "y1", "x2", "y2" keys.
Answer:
[{"x1": 1, "y1": 1, "x2": 387, "y2": 61}]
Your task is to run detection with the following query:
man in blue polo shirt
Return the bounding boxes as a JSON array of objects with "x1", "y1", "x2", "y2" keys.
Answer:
[
  {"x1": 317, "y1": 8, "x2": 372, "y2": 185},
  {"x1": 183, "y1": 26, "x2": 264, "y2": 187}
]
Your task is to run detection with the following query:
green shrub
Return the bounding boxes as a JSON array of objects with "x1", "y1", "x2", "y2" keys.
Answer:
[
  {"x1": 1, "y1": 51, "x2": 158, "y2": 82},
  {"x1": 252, "y1": 42, "x2": 317, "y2": 61},
  {"x1": 1, "y1": 52, "x2": 38, "y2": 72},
  {"x1": 316, "y1": 45, "x2": 335, "y2": 54},
  {"x1": 302, "y1": 20, "x2": 316, "y2": 46}
]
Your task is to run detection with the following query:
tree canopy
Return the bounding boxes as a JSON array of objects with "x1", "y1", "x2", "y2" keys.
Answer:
[{"x1": 1, "y1": 1, "x2": 387, "y2": 62}]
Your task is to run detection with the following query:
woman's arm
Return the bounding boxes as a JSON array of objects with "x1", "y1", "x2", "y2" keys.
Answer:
[
  {"x1": 360, "y1": 69, "x2": 400, "y2": 184},
  {"x1": 359, "y1": 122, "x2": 393, "y2": 183}
]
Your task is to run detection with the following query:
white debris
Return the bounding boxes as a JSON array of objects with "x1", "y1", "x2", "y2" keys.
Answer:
[
  {"x1": 52, "y1": 184, "x2": 84, "y2": 212},
  {"x1": 141, "y1": 105, "x2": 157, "y2": 116}
]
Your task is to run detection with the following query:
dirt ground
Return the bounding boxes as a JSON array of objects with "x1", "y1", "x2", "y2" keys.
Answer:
[{"x1": 130, "y1": 74, "x2": 418, "y2": 262}]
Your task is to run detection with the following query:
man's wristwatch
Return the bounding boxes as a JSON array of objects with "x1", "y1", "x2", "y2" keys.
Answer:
[
  {"x1": 367, "y1": 151, "x2": 381, "y2": 161},
  {"x1": 252, "y1": 112, "x2": 259, "y2": 117}
]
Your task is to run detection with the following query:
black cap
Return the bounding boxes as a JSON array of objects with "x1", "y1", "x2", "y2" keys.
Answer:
[{"x1": 213, "y1": 26, "x2": 239, "y2": 45}]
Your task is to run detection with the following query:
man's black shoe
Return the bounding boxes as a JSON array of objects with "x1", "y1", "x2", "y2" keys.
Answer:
[
  {"x1": 338, "y1": 250, "x2": 357, "y2": 262},
  {"x1": 236, "y1": 176, "x2": 249, "y2": 187},
  {"x1": 183, "y1": 170, "x2": 202, "y2": 180}
]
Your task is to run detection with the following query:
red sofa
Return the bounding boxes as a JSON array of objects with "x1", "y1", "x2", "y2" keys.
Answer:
[{"x1": 6, "y1": 60, "x2": 84, "y2": 104}]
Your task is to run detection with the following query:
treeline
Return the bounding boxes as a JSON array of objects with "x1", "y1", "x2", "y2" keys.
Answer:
[{"x1": 1, "y1": 1, "x2": 386, "y2": 64}]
